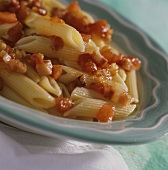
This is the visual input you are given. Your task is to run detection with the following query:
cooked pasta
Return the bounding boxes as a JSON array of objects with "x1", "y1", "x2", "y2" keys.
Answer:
[{"x1": 0, "y1": 0, "x2": 141, "y2": 122}]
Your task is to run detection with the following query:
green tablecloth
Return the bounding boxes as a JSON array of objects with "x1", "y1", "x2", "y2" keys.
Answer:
[
  {"x1": 100, "y1": 0, "x2": 168, "y2": 54},
  {"x1": 99, "y1": 0, "x2": 168, "y2": 170}
]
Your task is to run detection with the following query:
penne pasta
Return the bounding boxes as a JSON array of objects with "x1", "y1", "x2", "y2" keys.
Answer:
[
  {"x1": 64, "y1": 98, "x2": 136, "y2": 120},
  {"x1": 25, "y1": 62, "x2": 40, "y2": 83},
  {"x1": 38, "y1": 76, "x2": 62, "y2": 96},
  {"x1": 16, "y1": 35, "x2": 82, "y2": 61},
  {"x1": 0, "y1": 64, "x2": 55, "y2": 109},
  {"x1": 58, "y1": 82, "x2": 71, "y2": 98},
  {"x1": 0, "y1": 0, "x2": 141, "y2": 122},
  {"x1": 0, "y1": 85, "x2": 48, "y2": 113},
  {"x1": 24, "y1": 15, "x2": 85, "y2": 52},
  {"x1": 0, "y1": 85, "x2": 33, "y2": 107},
  {"x1": 71, "y1": 87, "x2": 107, "y2": 101},
  {"x1": 58, "y1": 66, "x2": 83, "y2": 84},
  {"x1": 126, "y1": 70, "x2": 139, "y2": 103}
]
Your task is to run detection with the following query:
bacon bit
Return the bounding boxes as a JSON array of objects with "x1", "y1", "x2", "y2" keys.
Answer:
[
  {"x1": 88, "y1": 20, "x2": 113, "y2": 42},
  {"x1": 32, "y1": 6, "x2": 47, "y2": 16},
  {"x1": 55, "y1": 97, "x2": 74, "y2": 113},
  {"x1": 96, "y1": 104, "x2": 115, "y2": 122},
  {"x1": 125, "y1": 56, "x2": 141, "y2": 70},
  {"x1": 0, "y1": 0, "x2": 47, "y2": 23},
  {"x1": 81, "y1": 33, "x2": 91, "y2": 44},
  {"x1": 16, "y1": 3, "x2": 30, "y2": 23},
  {"x1": 4, "y1": 46, "x2": 16, "y2": 58},
  {"x1": 63, "y1": 12, "x2": 89, "y2": 32},
  {"x1": 7, "y1": 22, "x2": 23, "y2": 42},
  {"x1": 103, "y1": 84, "x2": 115, "y2": 99},
  {"x1": 50, "y1": 16, "x2": 65, "y2": 24},
  {"x1": 91, "y1": 51, "x2": 108, "y2": 68},
  {"x1": 117, "y1": 57, "x2": 133, "y2": 71},
  {"x1": 51, "y1": 8, "x2": 66, "y2": 19},
  {"x1": 7, "y1": 59, "x2": 27, "y2": 73},
  {"x1": 0, "y1": 77, "x2": 4, "y2": 91},
  {"x1": 28, "y1": 53, "x2": 44, "y2": 67},
  {"x1": 117, "y1": 56, "x2": 141, "y2": 71},
  {"x1": 90, "y1": 82, "x2": 104, "y2": 95},
  {"x1": 90, "y1": 82, "x2": 115, "y2": 100},
  {"x1": 66, "y1": 1, "x2": 81, "y2": 13},
  {"x1": 51, "y1": 65, "x2": 62, "y2": 80},
  {"x1": 100, "y1": 46, "x2": 123, "y2": 64},
  {"x1": 50, "y1": 36, "x2": 64, "y2": 51},
  {"x1": 78, "y1": 53, "x2": 98, "y2": 74},
  {"x1": 117, "y1": 92, "x2": 132, "y2": 106},
  {"x1": 36, "y1": 60, "x2": 52, "y2": 76},
  {"x1": 0, "y1": 12, "x2": 17, "y2": 24}
]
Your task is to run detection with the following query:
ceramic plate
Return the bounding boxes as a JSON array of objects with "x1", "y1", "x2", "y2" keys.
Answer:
[{"x1": 0, "y1": 0, "x2": 168, "y2": 144}]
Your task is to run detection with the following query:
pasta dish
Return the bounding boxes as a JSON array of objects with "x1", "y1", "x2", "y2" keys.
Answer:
[{"x1": 0, "y1": 0, "x2": 141, "y2": 122}]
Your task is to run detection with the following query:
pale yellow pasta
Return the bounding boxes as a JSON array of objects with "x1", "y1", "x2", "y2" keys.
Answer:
[
  {"x1": 64, "y1": 98, "x2": 136, "y2": 120},
  {"x1": 38, "y1": 76, "x2": 62, "y2": 96},
  {"x1": 0, "y1": 64, "x2": 55, "y2": 109},
  {"x1": 112, "y1": 74, "x2": 128, "y2": 91},
  {"x1": 58, "y1": 66, "x2": 83, "y2": 84},
  {"x1": 58, "y1": 82, "x2": 71, "y2": 98},
  {"x1": 71, "y1": 87, "x2": 106, "y2": 101},
  {"x1": 118, "y1": 68, "x2": 127, "y2": 81},
  {"x1": 16, "y1": 35, "x2": 82, "y2": 61},
  {"x1": 0, "y1": 85, "x2": 47, "y2": 113},
  {"x1": 0, "y1": 85, "x2": 32, "y2": 107},
  {"x1": 126, "y1": 70, "x2": 139, "y2": 103},
  {"x1": 85, "y1": 40, "x2": 98, "y2": 53},
  {"x1": 113, "y1": 104, "x2": 136, "y2": 120},
  {"x1": 25, "y1": 15, "x2": 85, "y2": 52},
  {"x1": 91, "y1": 34, "x2": 106, "y2": 49},
  {"x1": 25, "y1": 62, "x2": 40, "y2": 83},
  {"x1": 59, "y1": 60, "x2": 80, "y2": 70}
]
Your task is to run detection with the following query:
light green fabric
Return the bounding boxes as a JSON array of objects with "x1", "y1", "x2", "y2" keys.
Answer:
[
  {"x1": 99, "y1": 0, "x2": 168, "y2": 54},
  {"x1": 114, "y1": 137, "x2": 168, "y2": 170},
  {"x1": 98, "y1": 0, "x2": 168, "y2": 169}
]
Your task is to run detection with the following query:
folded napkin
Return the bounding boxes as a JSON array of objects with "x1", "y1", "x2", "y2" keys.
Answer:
[{"x1": 0, "y1": 123, "x2": 128, "y2": 170}]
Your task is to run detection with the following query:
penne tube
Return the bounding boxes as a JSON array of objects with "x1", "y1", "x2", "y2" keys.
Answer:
[
  {"x1": 0, "y1": 85, "x2": 32, "y2": 107},
  {"x1": 64, "y1": 98, "x2": 136, "y2": 120},
  {"x1": 71, "y1": 87, "x2": 106, "y2": 101},
  {"x1": 118, "y1": 68, "x2": 127, "y2": 81},
  {"x1": 112, "y1": 74, "x2": 128, "y2": 91},
  {"x1": 25, "y1": 15, "x2": 85, "y2": 52},
  {"x1": 0, "y1": 64, "x2": 55, "y2": 109},
  {"x1": 0, "y1": 85, "x2": 48, "y2": 113},
  {"x1": 16, "y1": 35, "x2": 82, "y2": 61},
  {"x1": 91, "y1": 34, "x2": 106, "y2": 49},
  {"x1": 58, "y1": 82, "x2": 71, "y2": 98},
  {"x1": 25, "y1": 62, "x2": 40, "y2": 83},
  {"x1": 58, "y1": 66, "x2": 83, "y2": 84},
  {"x1": 126, "y1": 70, "x2": 139, "y2": 103},
  {"x1": 38, "y1": 76, "x2": 62, "y2": 96}
]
